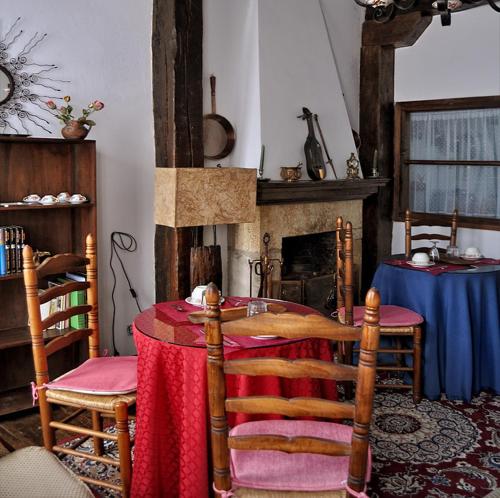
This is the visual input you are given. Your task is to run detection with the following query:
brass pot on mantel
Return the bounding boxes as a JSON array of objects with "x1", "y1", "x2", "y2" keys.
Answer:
[{"x1": 280, "y1": 163, "x2": 302, "y2": 182}]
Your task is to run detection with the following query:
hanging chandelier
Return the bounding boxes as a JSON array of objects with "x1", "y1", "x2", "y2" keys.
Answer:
[{"x1": 354, "y1": 0, "x2": 500, "y2": 25}]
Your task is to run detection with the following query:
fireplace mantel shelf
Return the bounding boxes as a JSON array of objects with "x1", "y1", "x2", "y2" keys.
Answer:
[{"x1": 257, "y1": 177, "x2": 390, "y2": 205}]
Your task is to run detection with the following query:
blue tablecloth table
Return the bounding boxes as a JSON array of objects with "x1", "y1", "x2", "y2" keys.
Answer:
[{"x1": 372, "y1": 263, "x2": 500, "y2": 400}]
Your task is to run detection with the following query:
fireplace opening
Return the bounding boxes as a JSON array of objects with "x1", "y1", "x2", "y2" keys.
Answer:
[{"x1": 279, "y1": 231, "x2": 336, "y2": 314}]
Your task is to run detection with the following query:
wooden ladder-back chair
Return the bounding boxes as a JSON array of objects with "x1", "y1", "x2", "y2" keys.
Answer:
[
  {"x1": 336, "y1": 217, "x2": 423, "y2": 403},
  {"x1": 405, "y1": 209, "x2": 459, "y2": 259},
  {"x1": 199, "y1": 282, "x2": 381, "y2": 498},
  {"x1": 22, "y1": 234, "x2": 135, "y2": 498}
]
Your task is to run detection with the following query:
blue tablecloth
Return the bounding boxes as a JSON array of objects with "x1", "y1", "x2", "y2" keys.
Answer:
[{"x1": 372, "y1": 263, "x2": 500, "y2": 400}]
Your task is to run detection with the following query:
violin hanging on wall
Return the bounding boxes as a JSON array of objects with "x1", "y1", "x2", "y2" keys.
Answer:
[{"x1": 298, "y1": 107, "x2": 326, "y2": 181}]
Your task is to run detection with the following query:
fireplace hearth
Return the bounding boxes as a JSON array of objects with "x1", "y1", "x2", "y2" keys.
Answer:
[{"x1": 279, "y1": 231, "x2": 337, "y2": 313}]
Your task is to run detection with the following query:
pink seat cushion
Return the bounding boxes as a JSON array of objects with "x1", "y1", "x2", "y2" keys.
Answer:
[
  {"x1": 339, "y1": 305, "x2": 423, "y2": 327},
  {"x1": 229, "y1": 420, "x2": 371, "y2": 492},
  {"x1": 46, "y1": 356, "x2": 137, "y2": 394}
]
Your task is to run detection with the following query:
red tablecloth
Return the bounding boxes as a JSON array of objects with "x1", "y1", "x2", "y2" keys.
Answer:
[{"x1": 131, "y1": 301, "x2": 336, "y2": 498}]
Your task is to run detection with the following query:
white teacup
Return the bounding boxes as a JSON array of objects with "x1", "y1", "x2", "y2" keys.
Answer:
[
  {"x1": 70, "y1": 193, "x2": 87, "y2": 203},
  {"x1": 57, "y1": 191, "x2": 71, "y2": 203},
  {"x1": 191, "y1": 285, "x2": 208, "y2": 305},
  {"x1": 465, "y1": 247, "x2": 481, "y2": 258},
  {"x1": 412, "y1": 252, "x2": 430, "y2": 265},
  {"x1": 40, "y1": 194, "x2": 58, "y2": 205},
  {"x1": 23, "y1": 193, "x2": 41, "y2": 203}
]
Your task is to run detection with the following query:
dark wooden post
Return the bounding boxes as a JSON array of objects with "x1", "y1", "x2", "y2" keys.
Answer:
[
  {"x1": 153, "y1": 0, "x2": 204, "y2": 301},
  {"x1": 359, "y1": 12, "x2": 431, "y2": 292}
]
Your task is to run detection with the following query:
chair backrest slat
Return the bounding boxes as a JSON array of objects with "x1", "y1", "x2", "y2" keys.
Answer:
[
  {"x1": 405, "y1": 209, "x2": 459, "y2": 258},
  {"x1": 23, "y1": 234, "x2": 99, "y2": 385},
  {"x1": 36, "y1": 253, "x2": 88, "y2": 279},
  {"x1": 39, "y1": 281, "x2": 90, "y2": 305},
  {"x1": 41, "y1": 304, "x2": 92, "y2": 331},
  {"x1": 228, "y1": 434, "x2": 352, "y2": 456},
  {"x1": 195, "y1": 282, "x2": 381, "y2": 496},
  {"x1": 45, "y1": 328, "x2": 93, "y2": 356},
  {"x1": 225, "y1": 396, "x2": 355, "y2": 420},
  {"x1": 224, "y1": 358, "x2": 359, "y2": 381},
  {"x1": 410, "y1": 233, "x2": 451, "y2": 241},
  {"x1": 222, "y1": 312, "x2": 361, "y2": 341}
]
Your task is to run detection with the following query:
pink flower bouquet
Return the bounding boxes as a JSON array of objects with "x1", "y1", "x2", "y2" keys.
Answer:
[{"x1": 46, "y1": 96, "x2": 105, "y2": 129}]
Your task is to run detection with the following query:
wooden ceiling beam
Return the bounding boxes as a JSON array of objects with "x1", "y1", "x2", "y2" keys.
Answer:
[{"x1": 362, "y1": 11, "x2": 432, "y2": 48}]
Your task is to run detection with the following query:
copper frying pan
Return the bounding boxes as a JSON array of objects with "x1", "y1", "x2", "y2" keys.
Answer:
[{"x1": 203, "y1": 75, "x2": 235, "y2": 160}]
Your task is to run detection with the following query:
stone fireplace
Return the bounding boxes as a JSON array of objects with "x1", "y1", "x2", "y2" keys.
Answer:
[{"x1": 227, "y1": 199, "x2": 363, "y2": 305}]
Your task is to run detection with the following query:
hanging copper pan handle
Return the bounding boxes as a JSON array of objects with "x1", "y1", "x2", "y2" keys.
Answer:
[{"x1": 203, "y1": 75, "x2": 236, "y2": 160}]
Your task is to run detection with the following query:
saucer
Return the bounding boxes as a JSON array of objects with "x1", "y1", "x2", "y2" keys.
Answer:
[
  {"x1": 185, "y1": 296, "x2": 225, "y2": 307},
  {"x1": 462, "y1": 255, "x2": 482, "y2": 260},
  {"x1": 408, "y1": 261, "x2": 435, "y2": 268},
  {"x1": 251, "y1": 335, "x2": 279, "y2": 340}
]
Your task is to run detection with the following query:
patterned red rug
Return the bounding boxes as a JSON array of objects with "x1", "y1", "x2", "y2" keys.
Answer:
[
  {"x1": 60, "y1": 392, "x2": 499, "y2": 497},
  {"x1": 368, "y1": 391, "x2": 500, "y2": 497}
]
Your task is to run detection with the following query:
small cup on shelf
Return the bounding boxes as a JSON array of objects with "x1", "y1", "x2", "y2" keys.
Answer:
[
  {"x1": 40, "y1": 195, "x2": 58, "y2": 205},
  {"x1": 69, "y1": 193, "x2": 88, "y2": 204},
  {"x1": 57, "y1": 192, "x2": 71, "y2": 203},
  {"x1": 23, "y1": 193, "x2": 41, "y2": 203}
]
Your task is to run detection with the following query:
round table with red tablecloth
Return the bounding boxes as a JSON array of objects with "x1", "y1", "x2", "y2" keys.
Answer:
[{"x1": 131, "y1": 297, "x2": 336, "y2": 498}]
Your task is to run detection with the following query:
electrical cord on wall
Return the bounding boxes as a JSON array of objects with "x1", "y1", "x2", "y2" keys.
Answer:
[{"x1": 110, "y1": 231, "x2": 142, "y2": 356}]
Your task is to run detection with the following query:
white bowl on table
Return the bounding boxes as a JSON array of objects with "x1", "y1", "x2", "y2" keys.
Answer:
[
  {"x1": 410, "y1": 252, "x2": 432, "y2": 267},
  {"x1": 464, "y1": 247, "x2": 482, "y2": 259}
]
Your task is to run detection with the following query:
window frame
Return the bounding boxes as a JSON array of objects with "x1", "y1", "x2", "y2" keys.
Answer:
[{"x1": 393, "y1": 95, "x2": 500, "y2": 231}]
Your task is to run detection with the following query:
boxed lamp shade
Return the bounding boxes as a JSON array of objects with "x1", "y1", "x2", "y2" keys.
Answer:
[
  {"x1": 155, "y1": 167, "x2": 257, "y2": 291},
  {"x1": 155, "y1": 167, "x2": 257, "y2": 228}
]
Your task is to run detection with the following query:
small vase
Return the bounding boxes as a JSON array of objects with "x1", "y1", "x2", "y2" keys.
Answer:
[{"x1": 61, "y1": 120, "x2": 90, "y2": 140}]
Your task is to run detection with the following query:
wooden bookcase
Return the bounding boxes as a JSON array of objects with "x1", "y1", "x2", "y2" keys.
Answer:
[{"x1": 0, "y1": 136, "x2": 97, "y2": 415}]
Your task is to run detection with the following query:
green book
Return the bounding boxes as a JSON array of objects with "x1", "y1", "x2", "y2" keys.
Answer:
[
  {"x1": 70, "y1": 288, "x2": 87, "y2": 329},
  {"x1": 60, "y1": 276, "x2": 87, "y2": 329}
]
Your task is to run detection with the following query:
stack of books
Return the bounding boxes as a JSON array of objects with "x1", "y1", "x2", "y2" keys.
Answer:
[
  {"x1": 40, "y1": 271, "x2": 88, "y2": 333},
  {"x1": 0, "y1": 226, "x2": 25, "y2": 276}
]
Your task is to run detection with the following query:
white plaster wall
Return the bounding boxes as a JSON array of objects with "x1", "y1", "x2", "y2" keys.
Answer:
[
  {"x1": 203, "y1": 0, "x2": 261, "y2": 169},
  {"x1": 202, "y1": 0, "x2": 362, "y2": 290},
  {"x1": 203, "y1": 0, "x2": 361, "y2": 181},
  {"x1": 393, "y1": 7, "x2": 500, "y2": 257},
  {"x1": 203, "y1": 0, "x2": 261, "y2": 293},
  {"x1": 0, "y1": 1, "x2": 155, "y2": 354},
  {"x1": 258, "y1": 0, "x2": 358, "y2": 180},
  {"x1": 320, "y1": 0, "x2": 363, "y2": 132}
]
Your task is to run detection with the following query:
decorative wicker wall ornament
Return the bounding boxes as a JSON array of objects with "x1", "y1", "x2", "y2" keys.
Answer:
[{"x1": 0, "y1": 18, "x2": 69, "y2": 134}]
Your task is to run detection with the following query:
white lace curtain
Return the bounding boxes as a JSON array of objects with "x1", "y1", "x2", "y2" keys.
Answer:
[{"x1": 409, "y1": 108, "x2": 500, "y2": 218}]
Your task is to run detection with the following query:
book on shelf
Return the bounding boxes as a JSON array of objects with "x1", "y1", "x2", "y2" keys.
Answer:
[
  {"x1": 0, "y1": 229, "x2": 5, "y2": 276},
  {"x1": 48, "y1": 279, "x2": 69, "y2": 330},
  {"x1": 59, "y1": 272, "x2": 87, "y2": 329},
  {"x1": 8, "y1": 227, "x2": 15, "y2": 274},
  {"x1": 65, "y1": 271, "x2": 86, "y2": 282},
  {"x1": 0, "y1": 225, "x2": 25, "y2": 276}
]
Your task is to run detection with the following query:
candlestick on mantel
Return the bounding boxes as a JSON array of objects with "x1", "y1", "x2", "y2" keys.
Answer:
[{"x1": 370, "y1": 149, "x2": 380, "y2": 178}]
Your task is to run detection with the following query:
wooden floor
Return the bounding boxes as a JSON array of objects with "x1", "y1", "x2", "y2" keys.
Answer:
[{"x1": 0, "y1": 406, "x2": 91, "y2": 457}]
